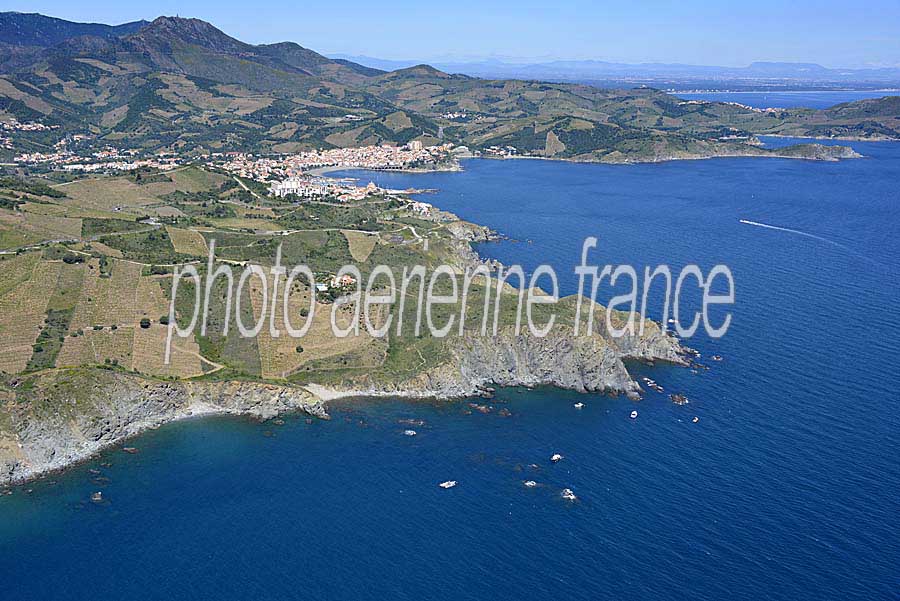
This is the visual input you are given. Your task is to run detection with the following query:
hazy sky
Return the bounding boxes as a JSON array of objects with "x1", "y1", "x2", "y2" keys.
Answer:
[{"x1": 7, "y1": 0, "x2": 900, "y2": 67}]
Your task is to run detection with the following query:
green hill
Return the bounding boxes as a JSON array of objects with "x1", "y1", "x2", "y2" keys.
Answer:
[{"x1": 0, "y1": 13, "x2": 897, "y2": 159}]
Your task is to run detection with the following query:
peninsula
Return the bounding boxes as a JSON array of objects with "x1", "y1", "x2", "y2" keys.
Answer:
[{"x1": 0, "y1": 13, "x2": 897, "y2": 486}]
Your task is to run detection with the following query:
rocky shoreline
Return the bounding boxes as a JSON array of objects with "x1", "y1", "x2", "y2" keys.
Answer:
[
  {"x1": 0, "y1": 332, "x2": 687, "y2": 489},
  {"x1": 0, "y1": 184, "x2": 686, "y2": 487},
  {"x1": 0, "y1": 320, "x2": 686, "y2": 486},
  {"x1": 0, "y1": 375, "x2": 328, "y2": 486},
  {"x1": 308, "y1": 323, "x2": 685, "y2": 402},
  {"x1": 482, "y1": 141, "x2": 862, "y2": 164}
]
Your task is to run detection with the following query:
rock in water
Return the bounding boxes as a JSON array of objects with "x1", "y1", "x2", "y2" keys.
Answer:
[{"x1": 670, "y1": 393, "x2": 690, "y2": 405}]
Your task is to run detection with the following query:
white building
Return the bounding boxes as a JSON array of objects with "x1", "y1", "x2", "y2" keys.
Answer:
[{"x1": 269, "y1": 177, "x2": 328, "y2": 198}]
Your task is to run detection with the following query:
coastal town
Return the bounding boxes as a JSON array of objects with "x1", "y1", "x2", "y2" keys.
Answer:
[
  {"x1": 6, "y1": 130, "x2": 461, "y2": 201},
  {"x1": 12, "y1": 137, "x2": 184, "y2": 173},
  {"x1": 213, "y1": 141, "x2": 460, "y2": 179},
  {"x1": 210, "y1": 142, "x2": 461, "y2": 201}
]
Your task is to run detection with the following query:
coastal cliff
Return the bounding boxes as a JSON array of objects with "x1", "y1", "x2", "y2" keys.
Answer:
[
  {"x1": 575, "y1": 141, "x2": 863, "y2": 164},
  {"x1": 0, "y1": 320, "x2": 684, "y2": 486},
  {"x1": 0, "y1": 373, "x2": 326, "y2": 485},
  {"x1": 305, "y1": 322, "x2": 685, "y2": 401},
  {"x1": 0, "y1": 162, "x2": 686, "y2": 487}
]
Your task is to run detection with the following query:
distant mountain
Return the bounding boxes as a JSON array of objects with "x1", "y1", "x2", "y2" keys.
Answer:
[
  {"x1": 332, "y1": 55, "x2": 900, "y2": 87},
  {"x1": 328, "y1": 55, "x2": 422, "y2": 72},
  {"x1": 0, "y1": 13, "x2": 897, "y2": 161},
  {"x1": 0, "y1": 12, "x2": 147, "y2": 47}
]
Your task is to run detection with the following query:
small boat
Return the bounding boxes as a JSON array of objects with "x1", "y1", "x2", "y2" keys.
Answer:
[
  {"x1": 403, "y1": 429, "x2": 417, "y2": 436},
  {"x1": 692, "y1": 416, "x2": 700, "y2": 423},
  {"x1": 523, "y1": 480, "x2": 537, "y2": 488},
  {"x1": 550, "y1": 453, "x2": 563, "y2": 463},
  {"x1": 630, "y1": 410, "x2": 638, "y2": 419},
  {"x1": 122, "y1": 447, "x2": 139, "y2": 454},
  {"x1": 561, "y1": 488, "x2": 577, "y2": 501},
  {"x1": 439, "y1": 480, "x2": 457, "y2": 489},
  {"x1": 574, "y1": 402, "x2": 584, "y2": 409},
  {"x1": 711, "y1": 355, "x2": 723, "y2": 362},
  {"x1": 90, "y1": 491, "x2": 103, "y2": 503}
]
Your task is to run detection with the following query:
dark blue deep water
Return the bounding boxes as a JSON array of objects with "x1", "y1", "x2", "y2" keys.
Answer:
[{"x1": 3, "y1": 139, "x2": 899, "y2": 599}]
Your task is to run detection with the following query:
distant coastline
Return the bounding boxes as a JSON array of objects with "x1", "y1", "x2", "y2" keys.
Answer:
[
  {"x1": 307, "y1": 163, "x2": 463, "y2": 177},
  {"x1": 670, "y1": 88, "x2": 900, "y2": 94}
]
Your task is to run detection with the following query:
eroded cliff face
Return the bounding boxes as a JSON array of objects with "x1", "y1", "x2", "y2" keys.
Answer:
[
  {"x1": 0, "y1": 372, "x2": 326, "y2": 485},
  {"x1": 0, "y1": 318, "x2": 685, "y2": 486},
  {"x1": 306, "y1": 323, "x2": 686, "y2": 401}
]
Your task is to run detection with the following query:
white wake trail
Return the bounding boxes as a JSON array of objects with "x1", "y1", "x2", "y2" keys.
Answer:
[
  {"x1": 739, "y1": 219, "x2": 888, "y2": 270},
  {"x1": 739, "y1": 219, "x2": 833, "y2": 244}
]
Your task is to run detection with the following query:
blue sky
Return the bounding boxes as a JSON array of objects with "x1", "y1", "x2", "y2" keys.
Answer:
[{"x1": 6, "y1": 0, "x2": 900, "y2": 67}]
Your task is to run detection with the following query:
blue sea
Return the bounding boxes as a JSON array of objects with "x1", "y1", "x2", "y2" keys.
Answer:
[
  {"x1": 673, "y1": 90, "x2": 897, "y2": 109},
  {"x1": 2, "y1": 136, "x2": 899, "y2": 599}
]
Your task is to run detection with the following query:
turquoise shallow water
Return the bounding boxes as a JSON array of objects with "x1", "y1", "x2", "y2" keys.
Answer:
[{"x1": 2, "y1": 136, "x2": 899, "y2": 599}]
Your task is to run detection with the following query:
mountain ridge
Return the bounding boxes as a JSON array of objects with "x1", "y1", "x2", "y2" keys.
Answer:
[
  {"x1": 331, "y1": 54, "x2": 900, "y2": 85},
  {"x1": 0, "y1": 12, "x2": 897, "y2": 161},
  {"x1": 0, "y1": 12, "x2": 148, "y2": 47}
]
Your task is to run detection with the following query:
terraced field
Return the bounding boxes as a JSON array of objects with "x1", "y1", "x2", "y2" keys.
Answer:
[
  {"x1": 0, "y1": 164, "x2": 508, "y2": 387},
  {"x1": 247, "y1": 274, "x2": 388, "y2": 379},
  {"x1": 69, "y1": 258, "x2": 144, "y2": 330},
  {"x1": 0, "y1": 258, "x2": 61, "y2": 373},
  {"x1": 56, "y1": 327, "x2": 134, "y2": 369},
  {"x1": 342, "y1": 230, "x2": 379, "y2": 262},
  {"x1": 166, "y1": 226, "x2": 210, "y2": 256}
]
